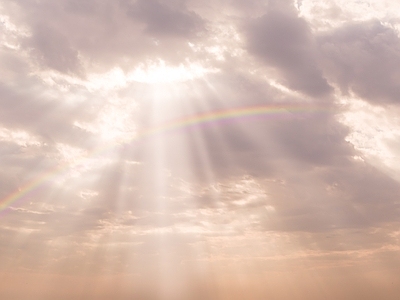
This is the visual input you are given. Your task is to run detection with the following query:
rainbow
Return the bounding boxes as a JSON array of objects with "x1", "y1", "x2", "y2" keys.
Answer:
[
  {"x1": 132, "y1": 103, "x2": 326, "y2": 139},
  {"x1": 0, "y1": 103, "x2": 328, "y2": 213}
]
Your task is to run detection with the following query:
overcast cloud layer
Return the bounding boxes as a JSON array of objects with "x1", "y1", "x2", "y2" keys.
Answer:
[{"x1": 1, "y1": 0, "x2": 400, "y2": 299}]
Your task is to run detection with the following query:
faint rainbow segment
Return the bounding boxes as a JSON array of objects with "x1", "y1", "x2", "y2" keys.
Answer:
[{"x1": 0, "y1": 103, "x2": 329, "y2": 212}]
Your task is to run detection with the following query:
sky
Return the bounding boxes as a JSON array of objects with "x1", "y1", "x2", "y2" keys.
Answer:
[{"x1": 1, "y1": 0, "x2": 400, "y2": 299}]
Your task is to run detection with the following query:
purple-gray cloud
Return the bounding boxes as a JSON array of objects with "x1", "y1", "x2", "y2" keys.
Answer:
[
  {"x1": 245, "y1": 0, "x2": 332, "y2": 97},
  {"x1": 319, "y1": 20, "x2": 400, "y2": 104}
]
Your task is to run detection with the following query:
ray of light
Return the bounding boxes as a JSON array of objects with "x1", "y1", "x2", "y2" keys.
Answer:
[{"x1": 0, "y1": 103, "x2": 331, "y2": 213}]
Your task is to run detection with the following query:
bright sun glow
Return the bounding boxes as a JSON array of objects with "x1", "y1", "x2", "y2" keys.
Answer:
[
  {"x1": 338, "y1": 96, "x2": 400, "y2": 181},
  {"x1": 129, "y1": 60, "x2": 216, "y2": 84}
]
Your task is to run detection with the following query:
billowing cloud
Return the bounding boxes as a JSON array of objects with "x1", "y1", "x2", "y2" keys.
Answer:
[
  {"x1": 244, "y1": 0, "x2": 332, "y2": 97},
  {"x1": 123, "y1": 0, "x2": 205, "y2": 38},
  {"x1": 319, "y1": 20, "x2": 400, "y2": 104}
]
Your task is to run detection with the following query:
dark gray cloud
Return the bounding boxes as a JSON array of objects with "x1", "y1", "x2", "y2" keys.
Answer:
[
  {"x1": 124, "y1": 0, "x2": 205, "y2": 38},
  {"x1": 26, "y1": 23, "x2": 82, "y2": 74},
  {"x1": 319, "y1": 20, "x2": 400, "y2": 105},
  {"x1": 244, "y1": 1, "x2": 332, "y2": 97}
]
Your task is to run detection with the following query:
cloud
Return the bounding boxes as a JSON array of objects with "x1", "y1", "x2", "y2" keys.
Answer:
[
  {"x1": 319, "y1": 20, "x2": 400, "y2": 104},
  {"x1": 26, "y1": 23, "x2": 82, "y2": 74},
  {"x1": 1, "y1": 0, "x2": 400, "y2": 299},
  {"x1": 244, "y1": 0, "x2": 332, "y2": 97},
  {"x1": 2, "y1": 0, "x2": 204, "y2": 74},
  {"x1": 124, "y1": 0, "x2": 205, "y2": 38}
]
